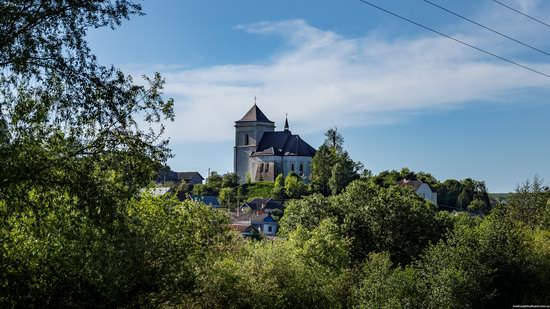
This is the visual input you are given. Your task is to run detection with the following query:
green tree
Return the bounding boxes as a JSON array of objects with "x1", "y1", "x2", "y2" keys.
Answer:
[
  {"x1": 507, "y1": 176, "x2": 550, "y2": 228},
  {"x1": 221, "y1": 172, "x2": 240, "y2": 188},
  {"x1": 272, "y1": 173, "x2": 286, "y2": 200},
  {"x1": 329, "y1": 151, "x2": 363, "y2": 195},
  {"x1": 0, "y1": 192, "x2": 228, "y2": 307},
  {"x1": 284, "y1": 171, "x2": 307, "y2": 199},
  {"x1": 352, "y1": 253, "x2": 420, "y2": 308},
  {"x1": 219, "y1": 187, "x2": 236, "y2": 210},
  {"x1": 1, "y1": 1, "x2": 174, "y2": 213},
  {"x1": 324, "y1": 127, "x2": 344, "y2": 152},
  {"x1": 279, "y1": 194, "x2": 334, "y2": 235},
  {"x1": 312, "y1": 129, "x2": 362, "y2": 196}
]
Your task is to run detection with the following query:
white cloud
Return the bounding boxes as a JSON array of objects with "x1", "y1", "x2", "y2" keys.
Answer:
[{"x1": 134, "y1": 4, "x2": 550, "y2": 143}]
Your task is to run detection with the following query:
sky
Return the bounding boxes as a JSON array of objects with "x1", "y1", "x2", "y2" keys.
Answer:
[{"x1": 86, "y1": 0, "x2": 550, "y2": 192}]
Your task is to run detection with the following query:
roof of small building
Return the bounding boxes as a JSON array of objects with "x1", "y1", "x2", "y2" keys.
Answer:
[
  {"x1": 252, "y1": 131, "x2": 316, "y2": 157},
  {"x1": 236, "y1": 104, "x2": 274, "y2": 123},
  {"x1": 242, "y1": 198, "x2": 283, "y2": 210},
  {"x1": 191, "y1": 195, "x2": 221, "y2": 207},
  {"x1": 176, "y1": 172, "x2": 204, "y2": 181},
  {"x1": 146, "y1": 187, "x2": 173, "y2": 197},
  {"x1": 156, "y1": 171, "x2": 204, "y2": 183},
  {"x1": 397, "y1": 179, "x2": 434, "y2": 192},
  {"x1": 251, "y1": 214, "x2": 277, "y2": 224}
]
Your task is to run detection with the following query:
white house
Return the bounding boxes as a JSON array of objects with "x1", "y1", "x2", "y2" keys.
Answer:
[{"x1": 397, "y1": 179, "x2": 438, "y2": 204}]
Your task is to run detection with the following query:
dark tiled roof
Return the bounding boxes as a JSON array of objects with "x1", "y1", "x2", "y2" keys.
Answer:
[
  {"x1": 156, "y1": 171, "x2": 204, "y2": 183},
  {"x1": 176, "y1": 172, "x2": 204, "y2": 181},
  {"x1": 243, "y1": 198, "x2": 283, "y2": 211},
  {"x1": 236, "y1": 104, "x2": 273, "y2": 123},
  {"x1": 252, "y1": 131, "x2": 316, "y2": 157}
]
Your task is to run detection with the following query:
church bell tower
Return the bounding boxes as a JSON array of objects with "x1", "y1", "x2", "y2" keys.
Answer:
[{"x1": 234, "y1": 99, "x2": 275, "y2": 183}]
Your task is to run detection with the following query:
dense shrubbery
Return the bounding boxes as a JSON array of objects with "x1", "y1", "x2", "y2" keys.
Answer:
[{"x1": 4, "y1": 176, "x2": 549, "y2": 308}]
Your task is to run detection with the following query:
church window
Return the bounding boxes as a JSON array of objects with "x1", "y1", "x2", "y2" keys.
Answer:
[
  {"x1": 260, "y1": 163, "x2": 264, "y2": 173},
  {"x1": 244, "y1": 134, "x2": 249, "y2": 145},
  {"x1": 299, "y1": 163, "x2": 304, "y2": 175},
  {"x1": 265, "y1": 163, "x2": 269, "y2": 173},
  {"x1": 291, "y1": 163, "x2": 295, "y2": 172}
]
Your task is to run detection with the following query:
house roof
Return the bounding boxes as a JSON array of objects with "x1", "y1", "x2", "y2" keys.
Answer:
[
  {"x1": 251, "y1": 214, "x2": 277, "y2": 224},
  {"x1": 252, "y1": 131, "x2": 316, "y2": 157},
  {"x1": 236, "y1": 104, "x2": 273, "y2": 123},
  {"x1": 242, "y1": 198, "x2": 283, "y2": 211},
  {"x1": 397, "y1": 179, "x2": 433, "y2": 192},
  {"x1": 176, "y1": 172, "x2": 204, "y2": 181},
  {"x1": 191, "y1": 195, "x2": 221, "y2": 207},
  {"x1": 144, "y1": 187, "x2": 173, "y2": 197},
  {"x1": 156, "y1": 171, "x2": 204, "y2": 183}
]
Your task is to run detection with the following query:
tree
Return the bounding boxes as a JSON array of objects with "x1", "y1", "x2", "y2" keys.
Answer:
[
  {"x1": 311, "y1": 129, "x2": 362, "y2": 196},
  {"x1": 507, "y1": 176, "x2": 550, "y2": 228},
  {"x1": 284, "y1": 171, "x2": 307, "y2": 199},
  {"x1": 329, "y1": 151, "x2": 363, "y2": 195},
  {"x1": 438, "y1": 179, "x2": 462, "y2": 208},
  {"x1": 219, "y1": 187, "x2": 236, "y2": 210},
  {"x1": 1, "y1": 1, "x2": 174, "y2": 222},
  {"x1": 311, "y1": 144, "x2": 336, "y2": 195},
  {"x1": 221, "y1": 172, "x2": 240, "y2": 189},
  {"x1": 324, "y1": 127, "x2": 344, "y2": 152},
  {"x1": 272, "y1": 173, "x2": 286, "y2": 200}
]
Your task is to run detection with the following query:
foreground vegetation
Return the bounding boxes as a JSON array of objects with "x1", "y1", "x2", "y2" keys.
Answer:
[{"x1": 2, "y1": 176, "x2": 550, "y2": 308}]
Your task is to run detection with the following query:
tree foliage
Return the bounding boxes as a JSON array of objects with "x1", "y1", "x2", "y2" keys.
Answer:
[
  {"x1": 271, "y1": 173, "x2": 286, "y2": 200},
  {"x1": 284, "y1": 171, "x2": 308, "y2": 199},
  {"x1": 311, "y1": 128, "x2": 362, "y2": 196}
]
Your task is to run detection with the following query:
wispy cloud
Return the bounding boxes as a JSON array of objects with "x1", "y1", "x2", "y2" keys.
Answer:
[{"x1": 135, "y1": 1, "x2": 550, "y2": 143}]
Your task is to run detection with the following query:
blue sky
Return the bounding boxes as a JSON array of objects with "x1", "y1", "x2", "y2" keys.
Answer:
[{"x1": 87, "y1": 0, "x2": 550, "y2": 192}]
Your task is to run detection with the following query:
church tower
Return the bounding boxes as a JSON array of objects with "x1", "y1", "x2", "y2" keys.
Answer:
[{"x1": 234, "y1": 101, "x2": 275, "y2": 183}]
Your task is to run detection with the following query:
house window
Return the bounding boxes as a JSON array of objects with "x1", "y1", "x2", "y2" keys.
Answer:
[
  {"x1": 299, "y1": 163, "x2": 304, "y2": 175},
  {"x1": 244, "y1": 134, "x2": 249, "y2": 145},
  {"x1": 268, "y1": 225, "x2": 272, "y2": 233}
]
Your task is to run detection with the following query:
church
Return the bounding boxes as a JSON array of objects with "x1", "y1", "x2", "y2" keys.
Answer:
[{"x1": 234, "y1": 103, "x2": 316, "y2": 183}]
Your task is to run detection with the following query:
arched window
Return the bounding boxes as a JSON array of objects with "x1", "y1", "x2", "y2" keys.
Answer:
[
  {"x1": 244, "y1": 134, "x2": 249, "y2": 145},
  {"x1": 264, "y1": 163, "x2": 269, "y2": 173},
  {"x1": 291, "y1": 163, "x2": 295, "y2": 172},
  {"x1": 299, "y1": 163, "x2": 304, "y2": 175},
  {"x1": 260, "y1": 163, "x2": 264, "y2": 173}
]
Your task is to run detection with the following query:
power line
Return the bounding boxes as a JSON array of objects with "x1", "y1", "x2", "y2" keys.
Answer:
[
  {"x1": 357, "y1": 0, "x2": 550, "y2": 79},
  {"x1": 490, "y1": 0, "x2": 550, "y2": 29},
  {"x1": 422, "y1": 0, "x2": 550, "y2": 58}
]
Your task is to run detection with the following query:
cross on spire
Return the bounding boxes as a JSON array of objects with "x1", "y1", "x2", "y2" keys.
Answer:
[{"x1": 254, "y1": 96, "x2": 257, "y2": 105}]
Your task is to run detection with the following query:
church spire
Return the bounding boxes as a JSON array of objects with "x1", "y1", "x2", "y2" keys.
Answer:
[{"x1": 284, "y1": 113, "x2": 289, "y2": 131}]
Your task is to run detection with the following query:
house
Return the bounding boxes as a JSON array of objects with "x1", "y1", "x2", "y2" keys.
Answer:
[
  {"x1": 156, "y1": 171, "x2": 204, "y2": 185},
  {"x1": 252, "y1": 214, "x2": 278, "y2": 236},
  {"x1": 240, "y1": 198, "x2": 284, "y2": 215},
  {"x1": 190, "y1": 195, "x2": 221, "y2": 208},
  {"x1": 227, "y1": 224, "x2": 260, "y2": 238},
  {"x1": 397, "y1": 179, "x2": 438, "y2": 204},
  {"x1": 234, "y1": 102, "x2": 316, "y2": 183},
  {"x1": 229, "y1": 212, "x2": 279, "y2": 238}
]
